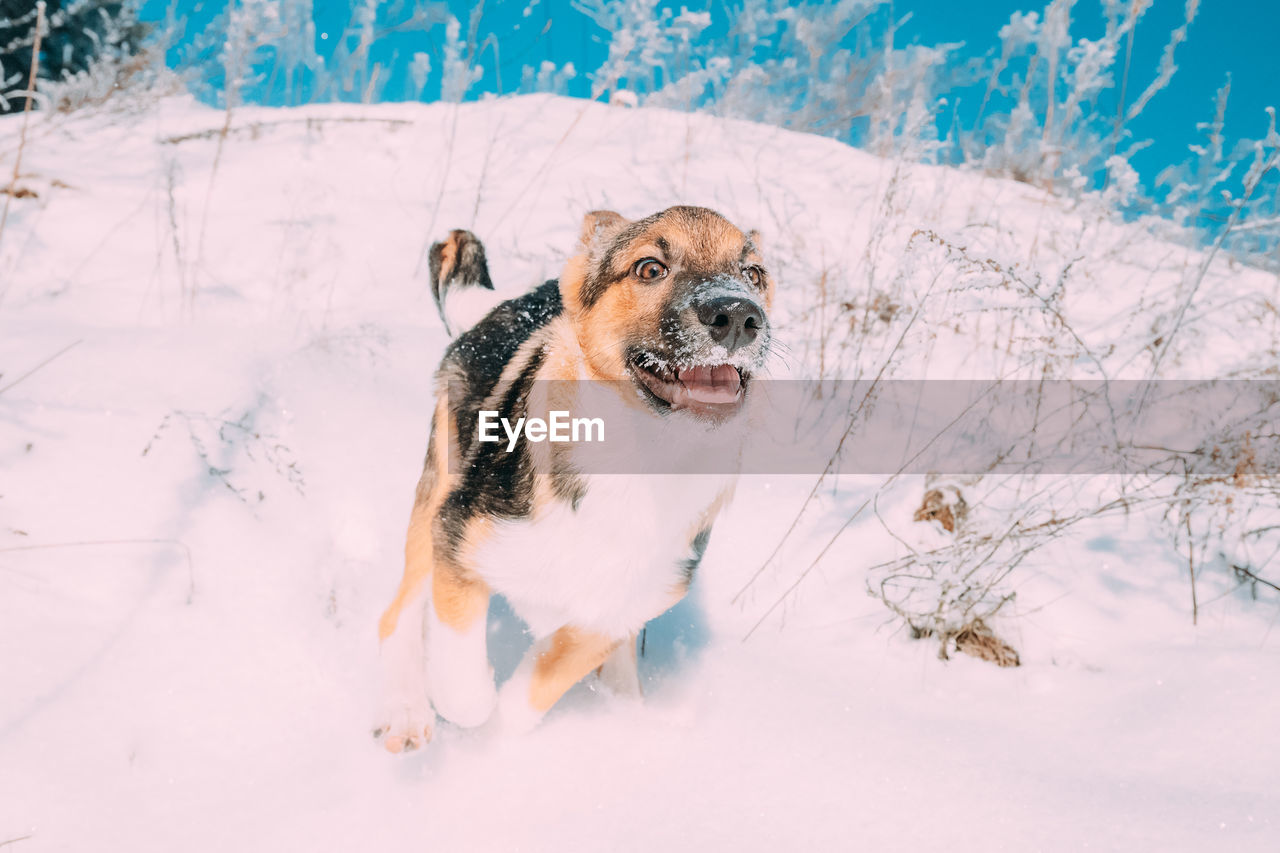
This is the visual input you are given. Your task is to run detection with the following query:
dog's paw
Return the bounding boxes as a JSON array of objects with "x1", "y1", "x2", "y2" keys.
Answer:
[
  {"x1": 374, "y1": 642, "x2": 435, "y2": 753},
  {"x1": 429, "y1": 663, "x2": 497, "y2": 729},
  {"x1": 494, "y1": 670, "x2": 546, "y2": 736},
  {"x1": 373, "y1": 698, "x2": 436, "y2": 753}
]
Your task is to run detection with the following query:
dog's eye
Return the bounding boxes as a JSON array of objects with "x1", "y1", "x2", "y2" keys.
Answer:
[
  {"x1": 743, "y1": 265, "x2": 764, "y2": 287},
  {"x1": 633, "y1": 258, "x2": 668, "y2": 282}
]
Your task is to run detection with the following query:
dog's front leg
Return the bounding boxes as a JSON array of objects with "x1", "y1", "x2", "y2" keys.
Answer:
[
  {"x1": 426, "y1": 563, "x2": 496, "y2": 728},
  {"x1": 375, "y1": 504, "x2": 437, "y2": 753},
  {"x1": 497, "y1": 626, "x2": 621, "y2": 733}
]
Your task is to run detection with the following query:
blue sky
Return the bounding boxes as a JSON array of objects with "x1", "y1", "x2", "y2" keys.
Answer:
[
  {"x1": 142, "y1": 1, "x2": 1278, "y2": 197},
  {"x1": 897, "y1": 0, "x2": 1278, "y2": 186}
]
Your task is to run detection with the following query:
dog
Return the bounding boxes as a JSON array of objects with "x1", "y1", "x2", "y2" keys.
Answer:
[{"x1": 374, "y1": 206, "x2": 774, "y2": 752}]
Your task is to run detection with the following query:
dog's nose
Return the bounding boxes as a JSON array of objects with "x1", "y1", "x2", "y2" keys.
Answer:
[{"x1": 696, "y1": 296, "x2": 765, "y2": 352}]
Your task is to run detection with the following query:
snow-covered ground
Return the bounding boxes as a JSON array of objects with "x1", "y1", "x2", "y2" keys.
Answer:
[{"x1": 1, "y1": 94, "x2": 1277, "y2": 851}]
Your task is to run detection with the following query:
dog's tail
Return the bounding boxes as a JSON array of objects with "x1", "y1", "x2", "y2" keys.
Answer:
[{"x1": 428, "y1": 229, "x2": 496, "y2": 336}]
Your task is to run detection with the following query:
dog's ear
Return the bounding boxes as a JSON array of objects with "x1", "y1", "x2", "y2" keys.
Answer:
[
  {"x1": 561, "y1": 210, "x2": 630, "y2": 317},
  {"x1": 743, "y1": 228, "x2": 776, "y2": 307},
  {"x1": 577, "y1": 210, "x2": 629, "y2": 255}
]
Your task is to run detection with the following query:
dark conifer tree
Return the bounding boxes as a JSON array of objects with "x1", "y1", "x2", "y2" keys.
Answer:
[{"x1": 1, "y1": 0, "x2": 149, "y2": 112}]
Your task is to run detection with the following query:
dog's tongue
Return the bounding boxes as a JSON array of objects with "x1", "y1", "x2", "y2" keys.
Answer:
[{"x1": 677, "y1": 364, "x2": 741, "y2": 404}]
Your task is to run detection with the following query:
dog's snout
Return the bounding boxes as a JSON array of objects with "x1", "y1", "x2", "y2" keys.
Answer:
[{"x1": 695, "y1": 296, "x2": 765, "y2": 352}]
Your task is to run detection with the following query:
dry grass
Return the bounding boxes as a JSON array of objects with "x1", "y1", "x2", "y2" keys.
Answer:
[
  {"x1": 953, "y1": 620, "x2": 1021, "y2": 667},
  {"x1": 0, "y1": 1, "x2": 46, "y2": 251}
]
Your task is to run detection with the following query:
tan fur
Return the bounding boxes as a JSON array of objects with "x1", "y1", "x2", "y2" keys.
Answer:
[
  {"x1": 432, "y1": 562, "x2": 490, "y2": 630},
  {"x1": 557, "y1": 254, "x2": 591, "y2": 322},
  {"x1": 377, "y1": 395, "x2": 453, "y2": 641},
  {"x1": 382, "y1": 329, "x2": 559, "y2": 643},
  {"x1": 528, "y1": 626, "x2": 621, "y2": 712},
  {"x1": 436, "y1": 230, "x2": 461, "y2": 283},
  {"x1": 435, "y1": 516, "x2": 495, "y2": 629},
  {"x1": 538, "y1": 317, "x2": 591, "y2": 381},
  {"x1": 380, "y1": 206, "x2": 769, "y2": 748},
  {"x1": 560, "y1": 208, "x2": 772, "y2": 386},
  {"x1": 578, "y1": 209, "x2": 629, "y2": 248}
]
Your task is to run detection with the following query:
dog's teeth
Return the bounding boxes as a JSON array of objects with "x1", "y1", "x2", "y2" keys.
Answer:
[{"x1": 675, "y1": 364, "x2": 742, "y2": 404}]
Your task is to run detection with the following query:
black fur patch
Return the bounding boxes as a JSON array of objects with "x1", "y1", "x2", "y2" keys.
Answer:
[
  {"x1": 680, "y1": 526, "x2": 712, "y2": 585},
  {"x1": 443, "y1": 280, "x2": 562, "y2": 450},
  {"x1": 579, "y1": 258, "x2": 629, "y2": 310},
  {"x1": 431, "y1": 280, "x2": 564, "y2": 558},
  {"x1": 437, "y1": 344, "x2": 548, "y2": 556}
]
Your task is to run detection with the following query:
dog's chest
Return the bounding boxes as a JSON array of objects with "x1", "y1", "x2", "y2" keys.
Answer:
[{"x1": 469, "y1": 474, "x2": 730, "y2": 638}]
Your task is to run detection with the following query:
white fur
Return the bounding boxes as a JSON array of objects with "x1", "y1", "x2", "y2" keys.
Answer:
[
  {"x1": 444, "y1": 285, "x2": 501, "y2": 337},
  {"x1": 408, "y1": 353, "x2": 751, "y2": 735},
  {"x1": 493, "y1": 633, "x2": 638, "y2": 733},
  {"x1": 471, "y1": 379, "x2": 745, "y2": 640},
  {"x1": 425, "y1": 596, "x2": 497, "y2": 728},
  {"x1": 375, "y1": 586, "x2": 436, "y2": 747},
  {"x1": 470, "y1": 471, "x2": 730, "y2": 640},
  {"x1": 494, "y1": 644, "x2": 546, "y2": 734}
]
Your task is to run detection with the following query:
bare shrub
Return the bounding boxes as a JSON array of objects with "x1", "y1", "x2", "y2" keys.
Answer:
[{"x1": 142, "y1": 406, "x2": 305, "y2": 503}]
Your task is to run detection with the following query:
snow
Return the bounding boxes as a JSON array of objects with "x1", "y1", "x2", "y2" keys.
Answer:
[{"x1": 1, "y1": 93, "x2": 1277, "y2": 851}]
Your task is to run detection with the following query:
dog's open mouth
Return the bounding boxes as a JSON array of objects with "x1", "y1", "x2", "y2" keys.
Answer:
[{"x1": 629, "y1": 354, "x2": 747, "y2": 417}]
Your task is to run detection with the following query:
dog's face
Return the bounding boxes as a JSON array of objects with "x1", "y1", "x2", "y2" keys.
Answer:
[{"x1": 560, "y1": 206, "x2": 773, "y2": 420}]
